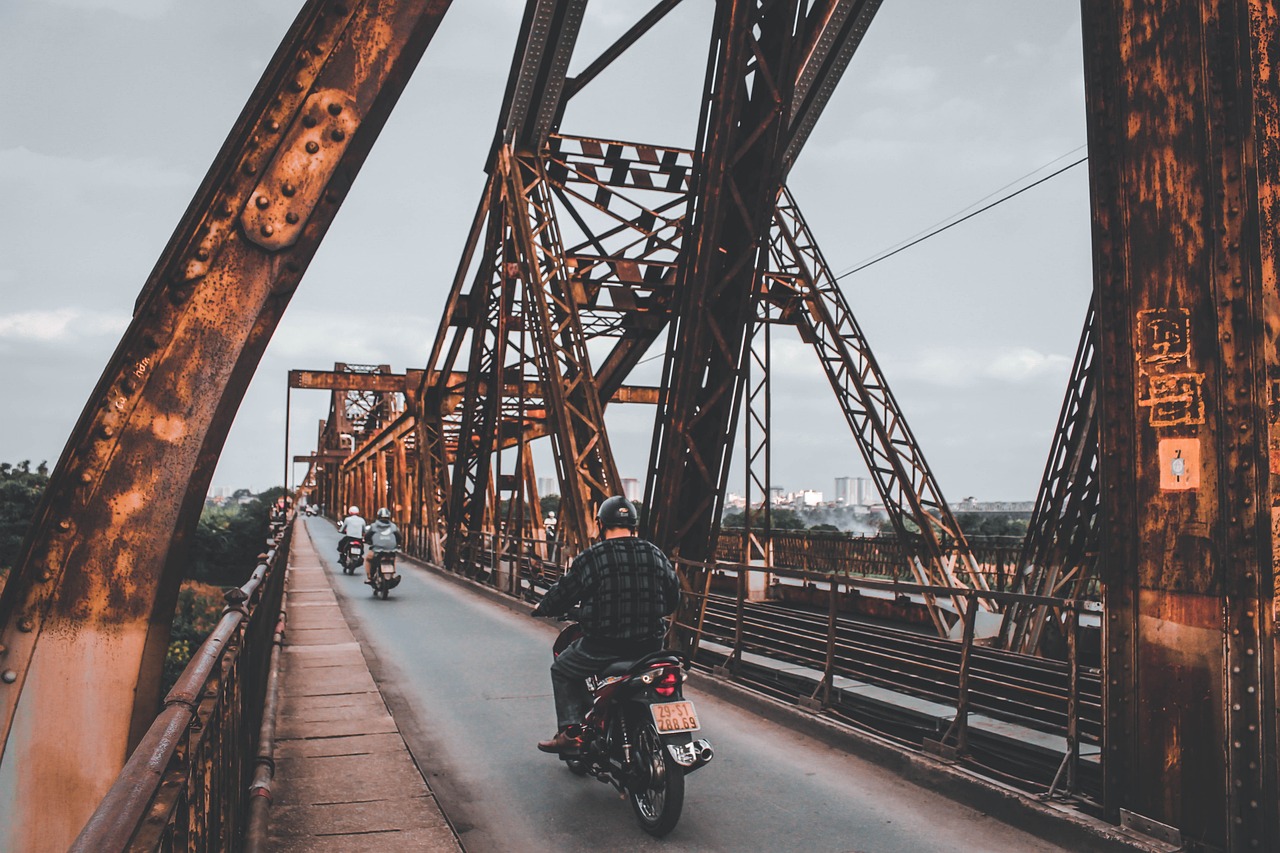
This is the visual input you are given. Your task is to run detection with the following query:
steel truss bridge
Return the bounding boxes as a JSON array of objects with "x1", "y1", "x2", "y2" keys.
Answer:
[{"x1": 1, "y1": 2, "x2": 1278, "y2": 851}]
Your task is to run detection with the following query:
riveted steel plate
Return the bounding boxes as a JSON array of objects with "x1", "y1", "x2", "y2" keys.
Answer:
[{"x1": 242, "y1": 89, "x2": 357, "y2": 250}]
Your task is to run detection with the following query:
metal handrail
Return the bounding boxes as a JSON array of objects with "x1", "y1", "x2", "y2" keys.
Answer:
[{"x1": 70, "y1": 514, "x2": 292, "y2": 852}]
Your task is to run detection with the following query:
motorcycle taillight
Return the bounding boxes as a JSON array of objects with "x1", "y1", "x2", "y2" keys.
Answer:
[{"x1": 655, "y1": 667, "x2": 679, "y2": 697}]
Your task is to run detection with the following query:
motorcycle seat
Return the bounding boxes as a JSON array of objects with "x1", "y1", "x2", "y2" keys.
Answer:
[{"x1": 599, "y1": 651, "x2": 683, "y2": 677}]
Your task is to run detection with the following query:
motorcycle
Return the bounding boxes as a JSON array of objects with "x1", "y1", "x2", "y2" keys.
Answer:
[
  {"x1": 340, "y1": 538, "x2": 364, "y2": 575},
  {"x1": 369, "y1": 550, "x2": 401, "y2": 599},
  {"x1": 551, "y1": 621, "x2": 713, "y2": 837}
]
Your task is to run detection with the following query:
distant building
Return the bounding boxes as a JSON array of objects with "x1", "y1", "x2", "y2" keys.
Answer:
[
  {"x1": 834, "y1": 477, "x2": 853, "y2": 505},
  {"x1": 537, "y1": 477, "x2": 557, "y2": 498},
  {"x1": 622, "y1": 477, "x2": 641, "y2": 502},
  {"x1": 798, "y1": 490, "x2": 823, "y2": 507},
  {"x1": 855, "y1": 477, "x2": 874, "y2": 506}
]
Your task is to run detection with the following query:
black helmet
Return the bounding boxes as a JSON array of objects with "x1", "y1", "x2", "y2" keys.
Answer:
[
  {"x1": 596, "y1": 495, "x2": 638, "y2": 530},
  {"x1": 376, "y1": 507, "x2": 391, "y2": 521}
]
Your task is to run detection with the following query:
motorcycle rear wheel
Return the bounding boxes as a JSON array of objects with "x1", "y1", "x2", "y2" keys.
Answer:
[{"x1": 629, "y1": 721, "x2": 684, "y2": 837}]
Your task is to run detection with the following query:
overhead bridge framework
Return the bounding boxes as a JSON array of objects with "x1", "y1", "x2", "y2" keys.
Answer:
[{"x1": 0, "y1": 2, "x2": 1277, "y2": 851}]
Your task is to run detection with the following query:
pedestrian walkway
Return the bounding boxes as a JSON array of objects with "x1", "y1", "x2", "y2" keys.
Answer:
[{"x1": 267, "y1": 521, "x2": 461, "y2": 852}]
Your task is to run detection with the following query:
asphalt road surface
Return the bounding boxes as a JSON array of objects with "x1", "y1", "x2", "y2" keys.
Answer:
[{"x1": 303, "y1": 518, "x2": 1077, "y2": 853}]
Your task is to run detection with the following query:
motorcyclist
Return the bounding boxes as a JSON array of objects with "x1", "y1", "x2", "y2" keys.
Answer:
[
  {"x1": 530, "y1": 495, "x2": 681, "y2": 753},
  {"x1": 363, "y1": 507, "x2": 403, "y2": 583},
  {"x1": 337, "y1": 506, "x2": 366, "y2": 561}
]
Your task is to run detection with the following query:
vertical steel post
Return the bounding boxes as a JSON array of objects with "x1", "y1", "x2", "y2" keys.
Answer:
[{"x1": 1082, "y1": 1, "x2": 1280, "y2": 847}]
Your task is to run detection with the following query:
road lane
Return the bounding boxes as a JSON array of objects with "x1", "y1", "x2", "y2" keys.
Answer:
[{"x1": 302, "y1": 518, "x2": 1076, "y2": 853}]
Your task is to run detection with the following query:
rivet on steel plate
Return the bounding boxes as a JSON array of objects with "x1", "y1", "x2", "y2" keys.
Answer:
[
  {"x1": 219, "y1": 203, "x2": 233, "y2": 217},
  {"x1": 1, "y1": 672, "x2": 16, "y2": 685},
  {"x1": 17, "y1": 618, "x2": 33, "y2": 633},
  {"x1": 285, "y1": 212, "x2": 299, "y2": 225},
  {"x1": 267, "y1": 120, "x2": 280, "y2": 133},
  {"x1": 306, "y1": 141, "x2": 320, "y2": 154},
  {"x1": 38, "y1": 570, "x2": 51, "y2": 582},
  {"x1": 290, "y1": 79, "x2": 304, "y2": 93},
  {"x1": 327, "y1": 102, "x2": 342, "y2": 116},
  {"x1": 80, "y1": 471, "x2": 93, "y2": 484},
  {"x1": 261, "y1": 224, "x2": 275, "y2": 237},
  {"x1": 303, "y1": 115, "x2": 318, "y2": 129},
  {"x1": 330, "y1": 128, "x2": 345, "y2": 142},
  {"x1": 242, "y1": 160, "x2": 257, "y2": 176},
  {"x1": 195, "y1": 248, "x2": 210, "y2": 262},
  {"x1": 100, "y1": 425, "x2": 114, "y2": 438},
  {"x1": 59, "y1": 520, "x2": 70, "y2": 531},
  {"x1": 256, "y1": 195, "x2": 270, "y2": 209},
  {"x1": 281, "y1": 182, "x2": 296, "y2": 197}
]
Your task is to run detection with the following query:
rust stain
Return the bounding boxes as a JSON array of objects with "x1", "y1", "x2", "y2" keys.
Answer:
[{"x1": 150, "y1": 414, "x2": 187, "y2": 443}]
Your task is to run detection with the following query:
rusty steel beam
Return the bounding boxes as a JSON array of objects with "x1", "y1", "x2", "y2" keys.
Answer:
[
  {"x1": 1082, "y1": 1, "x2": 1279, "y2": 848},
  {"x1": 647, "y1": 0, "x2": 805, "y2": 563},
  {"x1": 764, "y1": 186, "x2": 988, "y2": 635},
  {"x1": 783, "y1": 0, "x2": 883, "y2": 173},
  {"x1": 495, "y1": 0, "x2": 588, "y2": 152},
  {"x1": 288, "y1": 368, "x2": 412, "y2": 392},
  {"x1": 0, "y1": 2, "x2": 456, "y2": 847},
  {"x1": 1000, "y1": 301, "x2": 1100, "y2": 656},
  {"x1": 505, "y1": 148, "x2": 622, "y2": 551}
]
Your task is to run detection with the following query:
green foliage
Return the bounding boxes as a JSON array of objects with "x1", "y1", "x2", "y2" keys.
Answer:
[
  {"x1": 955, "y1": 512, "x2": 1028, "y2": 542},
  {"x1": 162, "y1": 581, "x2": 224, "y2": 692},
  {"x1": 721, "y1": 508, "x2": 806, "y2": 530},
  {"x1": 190, "y1": 486, "x2": 287, "y2": 586},
  {"x1": 540, "y1": 494, "x2": 561, "y2": 517},
  {"x1": 0, "y1": 460, "x2": 51, "y2": 590},
  {"x1": 809, "y1": 523, "x2": 840, "y2": 533}
]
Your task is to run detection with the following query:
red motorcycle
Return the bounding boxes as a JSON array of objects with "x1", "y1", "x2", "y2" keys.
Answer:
[{"x1": 551, "y1": 622, "x2": 714, "y2": 837}]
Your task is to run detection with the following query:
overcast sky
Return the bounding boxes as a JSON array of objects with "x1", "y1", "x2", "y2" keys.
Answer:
[{"x1": 1, "y1": 1, "x2": 1092, "y2": 503}]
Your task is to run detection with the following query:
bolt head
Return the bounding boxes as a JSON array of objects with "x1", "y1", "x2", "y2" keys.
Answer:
[{"x1": 1, "y1": 671, "x2": 16, "y2": 684}]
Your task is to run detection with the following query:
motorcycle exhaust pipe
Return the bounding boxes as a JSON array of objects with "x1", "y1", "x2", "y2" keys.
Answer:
[{"x1": 693, "y1": 740, "x2": 714, "y2": 765}]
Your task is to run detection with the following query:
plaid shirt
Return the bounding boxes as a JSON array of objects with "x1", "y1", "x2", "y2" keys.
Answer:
[{"x1": 537, "y1": 536, "x2": 680, "y2": 645}]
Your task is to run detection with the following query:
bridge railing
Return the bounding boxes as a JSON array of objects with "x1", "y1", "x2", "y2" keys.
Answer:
[
  {"x1": 70, "y1": 514, "x2": 293, "y2": 853},
  {"x1": 430, "y1": 524, "x2": 1096, "y2": 801},
  {"x1": 683, "y1": 557, "x2": 1099, "y2": 803},
  {"x1": 715, "y1": 529, "x2": 1026, "y2": 591}
]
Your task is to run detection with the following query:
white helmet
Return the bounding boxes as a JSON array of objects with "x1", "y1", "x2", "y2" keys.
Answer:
[{"x1": 348, "y1": 505, "x2": 360, "y2": 515}]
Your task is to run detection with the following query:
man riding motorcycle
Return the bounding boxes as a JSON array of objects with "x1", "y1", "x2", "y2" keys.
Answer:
[
  {"x1": 337, "y1": 505, "x2": 366, "y2": 561},
  {"x1": 363, "y1": 507, "x2": 403, "y2": 583},
  {"x1": 530, "y1": 495, "x2": 681, "y2": 753}
]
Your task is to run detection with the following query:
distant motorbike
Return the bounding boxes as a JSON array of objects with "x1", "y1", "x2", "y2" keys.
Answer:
[
  {"x1": 551, "y1": 621, "x2": 713, "y2": 837},
  {"x1": 340, "y1": 538, "x2": 364, "y2": 575},
  {"x1": 369, "y1": 550, "x2": 401, "y2": 599}
]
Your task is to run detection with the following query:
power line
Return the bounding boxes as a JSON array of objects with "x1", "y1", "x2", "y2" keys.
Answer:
[{"x1": 834, "y1": 154, "x2": 1089, "y2": 282}]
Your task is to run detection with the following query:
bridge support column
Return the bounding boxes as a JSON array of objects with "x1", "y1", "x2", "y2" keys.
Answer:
[{"x1": 1083, "y1": 1, "x2": 1280, "y2": 848}]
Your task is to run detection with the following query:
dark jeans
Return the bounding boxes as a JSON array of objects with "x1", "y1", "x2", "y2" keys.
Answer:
[{"x1": 549, "y1": 636, "x2": 661, "y2": 730}]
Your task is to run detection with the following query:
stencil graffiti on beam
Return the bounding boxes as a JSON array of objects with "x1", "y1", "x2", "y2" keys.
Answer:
[{"x1": 1136, "y1": 308, "x2": 1205, "y2": 491}]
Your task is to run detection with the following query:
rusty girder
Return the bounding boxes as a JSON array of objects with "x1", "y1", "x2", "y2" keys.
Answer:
[
  {"x1": 0, "y1": 2, "x2": 456, "y2": 848},
  {"x1": 999, "y1": 302, "x2": 1101, "y2": 656},
  {"x1": 765, "y1": 187, "x2": 989, "y2": 635},
  {"x1": 504, "y1": 148, "x2": 622, "y2": 551},
  {"x1": 646, "y1": 0, "x2": 806, "y2": 562},
  {"x1": 1082, "y1": 0, "x2": 1280, "y2": 846}
]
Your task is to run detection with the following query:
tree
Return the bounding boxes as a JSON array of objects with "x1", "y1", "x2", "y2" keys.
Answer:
[{"x1": 0, "y1": 461, "x2": 51, "y2": 589}]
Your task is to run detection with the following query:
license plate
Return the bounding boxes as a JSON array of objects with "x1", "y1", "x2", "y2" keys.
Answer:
[{"x1": 651, "y1": 701, "x2": 700, "y2": 734}]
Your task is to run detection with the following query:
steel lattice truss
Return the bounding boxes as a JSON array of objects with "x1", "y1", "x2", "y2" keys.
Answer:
[{"x1": 999, "y1": 303, "x2": 1101, "y2": 654}]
